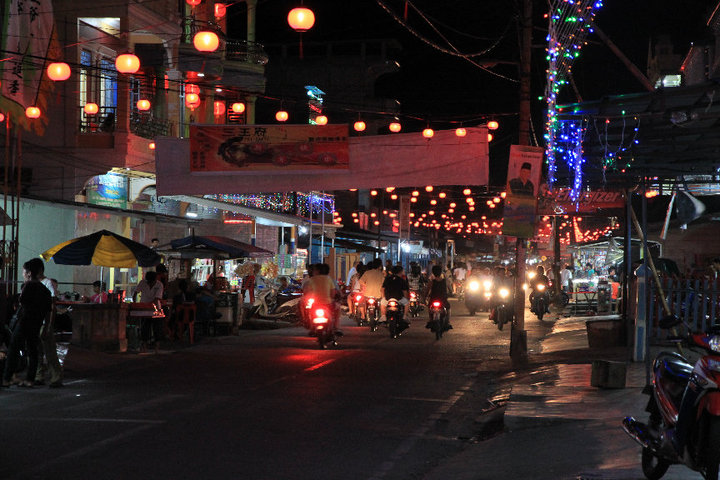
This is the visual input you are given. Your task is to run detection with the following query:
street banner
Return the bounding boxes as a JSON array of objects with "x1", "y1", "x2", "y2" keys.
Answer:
[
  {"x1": 537, "y1": 189, "x2": 625, "y2": 215},
  {"x1": 502, "y1": 194, "x2": 537, "y2": 238},
  {"x1": 190, "y1": 124, "x2": 350, "y2": 173},
  {"x1": 398, "y1": 195, "x2": 411, "y2": 239},
  {"x1": 156, "y1": 127, "x2": 489, "y2": 195},
  {"x1": 506, "y1": 145, "x2": 544, "y2": 197}
]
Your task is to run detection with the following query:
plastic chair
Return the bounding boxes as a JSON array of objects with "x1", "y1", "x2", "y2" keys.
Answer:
[{"x1": 175, "y1": 303, "x2": 197, "y2": 344}]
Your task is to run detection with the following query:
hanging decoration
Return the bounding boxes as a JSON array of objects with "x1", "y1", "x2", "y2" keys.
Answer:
[
  {"x1": 84, "y1": 103, "x2": 99, "y2": 115},
  {"x1": 544, "y1": 0, "x2": 602, "y2": 188},
  {"x1": 47, "y1": 62, "x2": 71, "y2": 81},
  {"x1": 389, "y1": 121, "x2": 402, "y2": 133},
  {"x1": 115, "y1": 53, "x2": 140, "y2": 74},
  {"x1": 25, "y1": 106, "x2": 41, "y2": 118},
  {"x1": 214, "y1": 3, "x2": 227, "y2": 18},
  {"x1": 554, "y1": 119, "x2": 587, "y2": 201},
  {"x1": 275, "y1": 110, "x2": 289, "y2": 122},
  {"x1": 231, "y1": 102, "x2": 246, "y2": 113},
  {"x1": 353, "y1": 120, "x2": 366, "y2": 132},
  {"x1": 193, "y1": 31, "x2": 220, "y2": 52}
]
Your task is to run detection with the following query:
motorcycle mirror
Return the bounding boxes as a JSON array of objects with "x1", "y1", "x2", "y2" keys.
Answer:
[{"x1": 658, "y1": 314, "x2": 680, "y2": 329}]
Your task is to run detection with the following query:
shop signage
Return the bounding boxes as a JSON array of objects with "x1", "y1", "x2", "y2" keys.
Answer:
[
  {"x1": 190, "y1": 124, "x2": 349, "y2": 173},
  {"x1": 86, "y1": 174, "x2": 127, "y2": 209},
  {"x1": 538, "y1": 189, "x2": 624, "y2": 215}
]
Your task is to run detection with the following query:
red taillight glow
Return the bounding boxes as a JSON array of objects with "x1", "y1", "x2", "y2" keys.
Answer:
[
  {"x1": 306, "y1": 298, "x2": 314, "y2": 308},
  {"x1": 432, "y1": 301, "x2": 441, "y2": 307},
  {"x1": 315, "y1": 309, "x2": 326, "y2": 318},
  {"x1": 312, "y1": 317, "x2": 328, "y2": 324},
  {"x1": 389, "y1": 301, "x2": 397, "y2": 307},
  {"x1": 355, "y1": 295, "x2": 362, "y2": 301},
  {"x1": 410, "y1": 292, "x2": 416, "y2": 300},
  {"x1": 368, "y1": 299, "x2": 375, "y2": 304}
]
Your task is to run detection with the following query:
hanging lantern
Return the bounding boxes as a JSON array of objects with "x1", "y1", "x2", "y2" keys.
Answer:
[
  {"x1": 115, "y1": 53, "x2": 140, "y2": 74},
  {"x1": 149, "y1": 142, "x2": 156, "y2": 150},
  {"x1": 422, "y1": 128, "x2": 434, "y2": 138},
  {"x1": 353, "y1": 121, "x2": 366, "y2": 132},
  {"x1": 487, "y1": 120, "x2": 499, "y2": 130},
  {"x1": 385, "y1": 187, "x2": 395, "y2": 192},
  {"x1": 84, "y1": 102, "x2": 99, "y2": 115},
  {"x1": 287, "y1": 7, "x2": 315, "y2": 32},
  {"x1": 370, "y1": 190, "x2": 378, "y2": 196},
  {"x1": 389, "y1": 121, "x2": 401, "y2": 133},
  {"x1": 425, "y1": 186, "x2": 433, "y2": 192},
  {"x1": 315, "y1": 115, "x2": 328, "y2": 125},
  {"x1": 186, "y1": 0, "x2": 202, "y2": 5},
  {"x1": 411, "y1": 190, "x2": 419, "y2": 197},
  {"x1": 463, "y1": 188, "x2": 471, "y2": 195},
  {"x1": 231, "y1": 102, "x2": 245, "y2": 114},
  {"x1": 186, "y1": 93, "x2": 201, "y2": 109},
  {"x1": 439, "y1": 192, "x2": 446, "y2": 199},
  {"x1": 25, "y1": 106, "x2": 41, "y2": 119},
  {"x1": 455, "y1": 127, "x2": 467, "y2": 137},
  {"x1": 137, "y1": 99, "x2": 151, "y2": 111},
  {"x1": 186, "y1": 83, "x2": 200, "y2": 95},
  {"x1": 275, "y1": 110, "x2": 289, "y2": 122},
  {"x1": 47, "y1": 62, "x2": 71, "y2": 81},
  {"x1": 0, "y1": 113, "x2": 5, "y2": 122},
  {"x1": 214, "y1": 3, "x2": 227, "y2": 18},
  {"x1": 194, "y1": 31, "x2": 220, "y2": 52},
  {"x1": 213, "y1": 100, "x2": 226, "y2": 116},
  {"x1": 487, "y1": 133, "x2": 493, "y2": 142}
]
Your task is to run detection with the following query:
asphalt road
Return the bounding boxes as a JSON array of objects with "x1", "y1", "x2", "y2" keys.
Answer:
[{"x1": 0, "y1": 300, "x2": 554, "y2": 480}]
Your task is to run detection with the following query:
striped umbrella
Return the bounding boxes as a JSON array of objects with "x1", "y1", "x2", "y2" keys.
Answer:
[{"x1": 40, "y1": 230, "x2": 161, "y2": 268}]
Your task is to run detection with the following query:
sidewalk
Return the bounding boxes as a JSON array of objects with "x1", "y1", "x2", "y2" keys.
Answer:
[{"x1": 424, "y1": 315, "x2": 698, "y2": 480}]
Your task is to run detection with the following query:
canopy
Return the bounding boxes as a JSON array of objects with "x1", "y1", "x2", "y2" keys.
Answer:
[
  {"x1": 166, "y1": 235, "x2": 274, "y2": 259},
  {"x1": 41, "y1": 230, "x2": 161, "y2": 267}
]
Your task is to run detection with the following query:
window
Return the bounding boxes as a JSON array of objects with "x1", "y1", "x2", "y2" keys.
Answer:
[{"x1": 99, "y1": 59, "x2": 117, "y2": 108}]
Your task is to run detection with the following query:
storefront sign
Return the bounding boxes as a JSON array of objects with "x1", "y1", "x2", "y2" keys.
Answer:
[
  {"x1": 190, "y1": 124, "x2": 349, "y2": 173},
  {"x1": 538, "y1": 189, "x2": 624, "y2": 215},
  {"x1": 86, "y1": 174, "x2": 127, "y2": 209}
]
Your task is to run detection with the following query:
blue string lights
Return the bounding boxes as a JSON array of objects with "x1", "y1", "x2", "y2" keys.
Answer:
[{"x1": 544, "y1": 0, "x2": 603, "y2": 193}]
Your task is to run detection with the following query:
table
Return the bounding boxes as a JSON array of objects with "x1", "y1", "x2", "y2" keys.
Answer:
[
  {"x1": 127, "y1": 303, "x2": 165, "y2": 351},
  {"x1": 64, "y1": 302, "x2": 129, "y2": 352},
  {"x1": 569, "y1": 290, "x2": 597, "y2": 315}
]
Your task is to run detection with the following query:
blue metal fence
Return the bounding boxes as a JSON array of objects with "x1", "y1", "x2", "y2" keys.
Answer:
[{"x1": 648, "y1": 277, "x2": 720, "y2": 338}]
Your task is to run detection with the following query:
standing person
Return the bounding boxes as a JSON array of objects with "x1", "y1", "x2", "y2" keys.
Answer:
[
  {"x1": 560, "y1": 264, "x2": 573, "y2": 293},
  {"x1": 241, "y1": 263, "x2": 261, "y2": 305},
  {"x1": 133, "y1": 270, "x2": 164, "y2": 351},
  {"x1": 30, "y1": 258, "x2": 63, "y2": 387},
  {"x1": 2, "y1": 259, "x2": 52, "y2": 388}
]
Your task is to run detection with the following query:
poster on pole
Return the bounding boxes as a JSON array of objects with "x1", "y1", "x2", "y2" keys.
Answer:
[
  {"x1": 190, "y1": 124, "x2": 349, "y2": 173},
  {"x1": 398, "y1": 195, "x2": 411, "y2": 239},
  {"x1": 502, "y1": 145, "x2": 544, "y2": 238}
]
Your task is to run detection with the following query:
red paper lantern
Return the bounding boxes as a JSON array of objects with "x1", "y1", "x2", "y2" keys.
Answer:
[
  {"x1": 487, "y1": 120, "x2": 499, "y2": 130},
  {"x1": 25, "y1": 106, "x2": 41, "y2": 119},
  {"x1": 186, "y1": 83, "x2": 200, "y2": 95},
  {"x1": 455, "y1": 127, "x2": 467, "y2": 137},
  {"x1": 287, "y1": 7, "x2": 315, "y2": 32},
  {"x1": 137, "y1": 99, "x2": 151, "y2": 111},
  {"x1": 422, "y1": 128, "x2": 434, "y2": 138},
  {"x1": 186, "y1": 0, "x2": 201, "y2": 5},
  {"x1": 275, "y1": 110, "x2": 289, "y2": 122},
  {"x1": 194, "y1": 31, "x2": 219, "y2": 52},
  {"x1": 487, "y1": 133, "x2": 493, "y2": 142},
  {"x1": 149, "y1": 142, "x2": 156, "y2": 150},
  {"x1": 47, "y1": 62, "x2": 71, "y2": 81},
  {"x1": 353, "y1": 121, "x2": 366, "y2": 132},
  {"x1": 213, "y1": 100, "x2": 226, "y2": 116},
  {"x1": 0, "y1": 113, "x2": 5, "y2": 122},
  {"x1": 214, "y1": 3, "x2": 227, "y2": 17},
  {"x1": 186, "y1": 93, "x2": 201, "y2": 109},
  {"x1": 115, "y1": 53, "x2": 140, "y2": 74},
  {"x1": 84, "y1": 102, "x2": 99, "y2": 115},
  {"x1": 231, "y1": 102, "x2": 245, "y2": 113},
  {"x1": 389, "y1": 121, "x2": 401, "y2": 133},
  {"x1": 315, "y1": 115, "x2": 328, "y2": 125}
]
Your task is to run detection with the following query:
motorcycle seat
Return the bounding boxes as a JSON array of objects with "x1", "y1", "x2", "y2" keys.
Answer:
[{"x1": 654, "y1": 353, "x2": 693, "y2": 409}]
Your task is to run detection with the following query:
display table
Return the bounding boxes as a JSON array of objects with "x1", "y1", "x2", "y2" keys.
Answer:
[{"x1": 64, "y1": 302, "x2": 130, "y2": 353}]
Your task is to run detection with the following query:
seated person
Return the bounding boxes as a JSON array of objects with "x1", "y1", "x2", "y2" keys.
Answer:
[
  {"x1": 172, "y1": 279, "x2": 196, "y2": 340},
  {"x1": 132, "y1": 271, "x2": 164, "y2": 348},
  {"x1": 88, "y1": 281, "x2": 108, "y2": 304},
  {"x1": 305, "y1": 263, "x2": 341, "y2": 333},
  {"x1": 425, "y1": 265, "x2": 452, "y2": 329},
  {"x1": 381, "y1": 265, "x2": 410, "y2": 322}
]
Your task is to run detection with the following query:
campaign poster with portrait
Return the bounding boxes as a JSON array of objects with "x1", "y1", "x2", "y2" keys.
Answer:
[{"x1": 503, "y1": 145, "x2": 544, "y2": 238}]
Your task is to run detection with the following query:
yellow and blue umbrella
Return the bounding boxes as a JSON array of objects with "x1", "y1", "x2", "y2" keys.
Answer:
[{"x1": 41, "y1": 230, "x2": 161, "y2": 268}]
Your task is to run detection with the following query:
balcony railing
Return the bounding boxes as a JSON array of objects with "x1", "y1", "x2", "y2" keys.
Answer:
[
  {"x1": 130, "y1": 112, "x2": 172, "y2": 139},
  {"x1": 181, "y1": 17, "x2": 268, "y2": 66},
  {"x1": 79, "y1": 106, "x2": 116, "y2": 133}
]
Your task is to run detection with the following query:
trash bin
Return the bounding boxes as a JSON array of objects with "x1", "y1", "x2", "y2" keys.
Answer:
[{"x1": 597, "y1": 280, "x2": 610, "y2": 313}]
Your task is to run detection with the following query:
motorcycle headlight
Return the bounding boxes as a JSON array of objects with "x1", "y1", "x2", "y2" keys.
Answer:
[
  {"x1": 468, "y1": 281, "x2": 480, "y2": 292},
  {"x1": 522, "y1": 283, "x2": 528, "y2": 291},
  {"x1": 537, "y1": 284, "x2": 546, "y2": 291},
  {"x1": 709, "y1": 336, "x2": 720, "y2": 354},
  {"x1": 483, "y1": 280, "x2": 492, "y2": 290},
  {"x1": 499, "y1": 288, "x2": 510, "y2": 299},
  {"x1": 527, "y1": 271, "x2": 536, "y2": 280}
]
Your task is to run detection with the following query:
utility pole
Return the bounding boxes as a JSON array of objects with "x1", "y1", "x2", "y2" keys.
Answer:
[{"x1": 510, "y1": 0, "x2": 533, "y2": 360}]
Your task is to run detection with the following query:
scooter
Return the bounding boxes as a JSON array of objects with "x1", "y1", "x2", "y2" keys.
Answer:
[
  {"x1": 250, "y1": 287, "x2": 302, "y2": 322},
  {"x1": 530, "y1": 283, "x2": 550, "y2": 321},
  {"x1": 493, "y1": 286, "x2": 512, "y2": 331},
  {"x1": 309, "y1": 304, "x2": 339, "y2": 349},
  {"x1": 365, "y1": 297, "x2": 380, "y2": 332},
  {"x1": 465, "y1": 278, "x2": 493, "y2": 315},
  {"x1": 408, "y1": 291, "x2": 423, "y2": 318},
  {"x1": 622, "y1": 315, "x2": 720, "y2": 479},
  {"x1": 351, "y1": 293, "x2": 364, "y2": 326},
  {"x1": 386, "y1": 298, "x2": 409, "y2": 339},
  {"x1": 427, "y1": 300, "x2": 450, "y2": 340}
]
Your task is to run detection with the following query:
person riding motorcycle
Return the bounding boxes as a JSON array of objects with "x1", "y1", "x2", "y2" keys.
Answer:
[
  {"x1": 529, "y1": 265, "x2": 550, "y2": 314},
  {"x1": 489, "y1": 266, "x2": 512, "y2": 322},
  {"x1": 359, "y1": 259, "x2": 385, "y2": 320},
  {"x1": 346, "y1": 263, "x2": 366, "y2": 317},
  {"x1": 381, "y1": 265, "x2": 410, "y2": 324},
  {"x1": 424, "y1": 265, "x2": 452, "y2": 330},
  {"x1": 304, "y1": 263, "x2": 341, "y2": 334}
]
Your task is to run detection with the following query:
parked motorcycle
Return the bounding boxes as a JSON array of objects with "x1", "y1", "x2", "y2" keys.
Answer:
[
  {"x1": 427, "y1": 300, "x2": 449, "y2": 340},
  {"x1": 309, "y1": 304, "x2": 339, "y2": 349},
  {"x1": 386, "y1": 298, "x2": 409, "y2": 339},
  {"x1": 408, "y1": 291, "x2": 423, "y2": 318},
  {"x1": 465, "y1": 278, "x2": 493, "y2": 315},
  {"x1": 623, "y1": 314, "x2": 720, "y2": 479},
  {"x1": 250, "y1": 287, "x2": 302, "y2": 322},
  {"x1": 493, "y1": 286, "x2": 512, "y2": 331},
  {"x1": 365, "y1": 297, "x2": 381, "y2": 332},
  {"x1": 530, "y1": 283, "x2": 550, "y2": 321}
]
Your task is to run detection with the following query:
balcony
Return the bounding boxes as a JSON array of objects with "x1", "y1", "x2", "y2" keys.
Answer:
[{"x1": 77, "y1": 106, "x2": 116, "y2": 149}]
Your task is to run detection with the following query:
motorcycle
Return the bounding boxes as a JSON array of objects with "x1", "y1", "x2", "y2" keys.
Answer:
[
  {"x1": 408, "y1": 291, "x2": 423, "y2": 318},
  {"x1": 493, "y1": 286, "x2": 512, "y2": 331},
  {"x1": 386, "y1": 298, "x2": 409, "y2": 339},
  {"x1": 623, "y1": 314, "x2": 720, "y2": 479},
  {"x1": 365, "y1": 297, "x2": 381, "y2": 332},
  {"x1": 309, "y1": 304, "x2": 339, "y2": 349},
  {"x1": 465, "y1": 278, "x2": 493, "y2": 315},
  {"x1": 530, "y1": 283, "x2": 550, "y2": 321},
  {"x1": 250, "y1": 287, "x2": 302, "y2": 322},
  {"x1": 427, "y1": 300, "x2": 450, "y2": 340},
  {"x1": 351, "y1": 293, "x2": 364, "y2": 326}
]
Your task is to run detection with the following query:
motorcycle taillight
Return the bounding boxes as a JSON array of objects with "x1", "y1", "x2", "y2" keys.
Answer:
[
  {"x1": 355, "y1": 295, "x2": 362, "y2": 301},
  {"x1": 312, "y1": 317, "x2": 328, "y2": 324},
  {"x1": 432, "y1": 301, "x2": 441, "y2": 308},
  {"x1": 368, "y1": 299, "x2": 375, "y2": 304}
]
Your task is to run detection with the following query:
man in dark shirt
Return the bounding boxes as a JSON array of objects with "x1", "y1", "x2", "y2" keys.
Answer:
[
  {"x1": 381, "y1": 265, "x2": 410, "y2": 321},
  {"x1": 508, "y1": 162, "x2": 535, "y2": 197}
]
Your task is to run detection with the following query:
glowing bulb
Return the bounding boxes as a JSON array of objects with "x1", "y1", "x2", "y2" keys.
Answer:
[
  {"x1": 354, "y1": 121, "x2": 366, "y2": 132},
  {"x1": 422, "y1": 128, "x2": 434, "y2": 138},
  {"x1": 231, "y1": 102, "x2": 246, "y2": 113},
  {"x1": 389, "y1": 122, "x2": 402, "y2": 133},
  {"x1": 455, "y1": 127, "x2": 466, "y2": 137},
  {"x1": 315, "y1": 115, "x2": 328, "y2": 125},
  {"x1": 83, "y1": 103, "x2": 99, "y2": 115},
  {"x1": 275, "y1": 110, "x2": 289, "y2": 122}
]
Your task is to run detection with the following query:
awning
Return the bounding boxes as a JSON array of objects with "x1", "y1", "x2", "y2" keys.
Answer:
[
  {"x1": 164, "y1": 235, "x2": 274, "y2": 259},
  {"x1": 330, "y1": 238, "x2": 382, "y2": 253}
]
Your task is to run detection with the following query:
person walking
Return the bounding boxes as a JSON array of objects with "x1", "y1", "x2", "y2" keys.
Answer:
[
  {"x1": 2, "y1": 259, "x2": 52, "y2": 388},
  {"x1": 31, "y1": 258, "x2": 63, "y2": 387}
]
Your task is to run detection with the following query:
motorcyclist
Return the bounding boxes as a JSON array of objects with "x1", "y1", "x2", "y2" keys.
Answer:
[
  {"x1": 305, "y1": 263, "x2": 341, "y2": 334},
  {"x1": 489, "y1": 266, "x2": 510, "y2": 322},
  {"x1": 347, "y1": 263, "x2": 366, "y2": 315},
  {"x1": 381, "y1": 265, "x2": 410, "y2": 324},
  {"x1": 529, "y1": 265, "x2": 550, "y2": 314},
  {"x1": 359, "y1": 259, "x2": 384, "y2": 320},
  {"x1": 424, "y1": 265, "x2": 451, "y2": 329}
]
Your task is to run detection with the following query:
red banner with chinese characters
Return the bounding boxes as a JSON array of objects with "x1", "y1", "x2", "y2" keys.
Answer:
[{"x1": 190, "y1": 124, "x2": 349, "y2": 173}]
